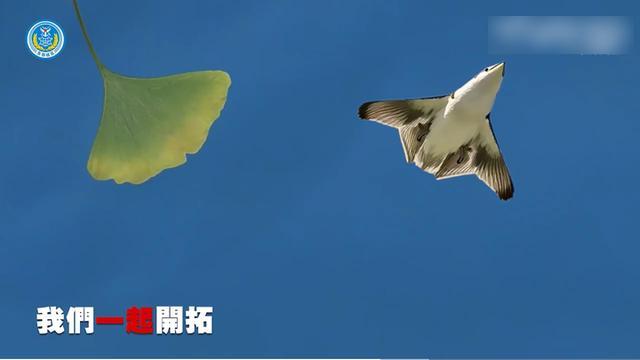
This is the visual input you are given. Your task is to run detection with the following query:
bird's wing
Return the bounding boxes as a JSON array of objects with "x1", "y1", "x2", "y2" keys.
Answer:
[
  {"x1": 358, "y1": 95, "x2": 449, "y2": 129},
  {"x1": 398, "y1": 114, "x2": 437, "y2": 163},
  {"x1": 431, "y1": 115, "x2": 514, "y2": 200},
  {"x1": 471, "y1": 116, "x2": 514, "y2": 200},
  {"x1": 435, "y1": 147, "x2": 475, "y2": 179},
  {"x1": 359, "y1": 96, "x2": 449, "y2": 162},
  {"x1": 413, "y1": 145, "x2": 448, "y2": 176}
]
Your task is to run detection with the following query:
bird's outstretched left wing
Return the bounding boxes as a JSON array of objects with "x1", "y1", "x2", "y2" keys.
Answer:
[
  {"x1": 358, "y1": 96, "x2": 448, "y2": 129},
  {"x1": 358, "y1": 96, "x2": 449, "y2": 162}
]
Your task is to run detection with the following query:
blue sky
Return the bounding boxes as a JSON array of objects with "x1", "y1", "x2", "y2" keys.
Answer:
[{"x1": 1, "y1": 0, "x2": 640, "y2": 357}]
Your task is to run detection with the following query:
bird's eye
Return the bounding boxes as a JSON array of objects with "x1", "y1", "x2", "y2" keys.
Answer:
[{"x1": 484, "y1": 68, "x2": 489, "y2": 72}]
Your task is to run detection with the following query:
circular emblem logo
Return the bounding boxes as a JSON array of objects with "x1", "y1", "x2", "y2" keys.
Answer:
[{"x1": 27, "y1": 20, "x2": 65, "y2": 59}]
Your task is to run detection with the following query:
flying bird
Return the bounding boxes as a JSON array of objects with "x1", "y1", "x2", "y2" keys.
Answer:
[{"x1": 358, "y1": 62, "x2": 514, "y2": 200}]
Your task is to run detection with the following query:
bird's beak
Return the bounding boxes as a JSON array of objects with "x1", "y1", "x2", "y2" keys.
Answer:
[
  {"x1": 488, "y1": 62, "x2": 506, "y2": 77},
  {"x1": 497, "y1": 62, "x2": 505, "y2": 77}
]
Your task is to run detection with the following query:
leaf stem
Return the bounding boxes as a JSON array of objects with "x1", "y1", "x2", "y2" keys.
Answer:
[{"x1": 72, "y1": 0, "x2": 105, "y2": 72}]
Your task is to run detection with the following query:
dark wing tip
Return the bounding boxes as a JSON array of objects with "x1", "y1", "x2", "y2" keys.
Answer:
[
  {"x1": 497, "y1": 185, "x2": 514, "y2": 200},
  {"x1": 358, "y1": 101, "x2": 375, "y2": 119},
  {"x1": 497, "y1": 171, "x2": 514, "y2": 200},
  {"x1": 473, "y1": 145, "x2": 514, "y2": 201},
  {"x1": 496, "y1": 172, "x2": 514, "y2": 200}
]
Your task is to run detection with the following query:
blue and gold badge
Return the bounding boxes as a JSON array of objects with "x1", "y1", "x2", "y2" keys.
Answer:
[{"x1": 27, "y1": 20, "x2": 65, "y2": 59}]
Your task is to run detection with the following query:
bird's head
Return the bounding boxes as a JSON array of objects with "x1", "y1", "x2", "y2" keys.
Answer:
[
  {"x1": 452, "y1": 62, "x2": 505, "y2": 113},
  {"x1": 471, "y1": 62, "x2": 505, "y2": 94}
]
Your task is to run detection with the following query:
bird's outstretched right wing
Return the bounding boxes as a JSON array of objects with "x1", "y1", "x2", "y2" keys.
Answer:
[
  {"x1": 432, "y1": 115, "x2": 514, "y2": 200},
  {"x1": 471, "y1": 116, "x2": 514, "y2": 200}
]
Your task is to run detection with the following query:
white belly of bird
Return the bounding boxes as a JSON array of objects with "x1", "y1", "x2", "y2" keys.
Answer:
[{"x1": 426, "y1": 112, "x2": 481, "y2": 155}]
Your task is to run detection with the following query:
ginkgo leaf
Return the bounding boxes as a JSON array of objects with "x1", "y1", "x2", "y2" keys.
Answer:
[
  {"x1": 87, "y1": 69, "x2": 230, "y2": 184},
  {"x1": 73, "y1": 0, "x2": 230, "y2": 184}
]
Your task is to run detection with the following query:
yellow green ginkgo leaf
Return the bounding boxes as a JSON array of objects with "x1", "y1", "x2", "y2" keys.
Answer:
[
  {"x1": 73, "y1": 0, "x2": 230, "y2": 184},
  {"x1": 88, "y1": 69, "x2": 230, "y2": 184}
]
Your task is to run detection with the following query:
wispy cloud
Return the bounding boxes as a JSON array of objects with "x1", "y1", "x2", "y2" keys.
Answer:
[{"x1": 489, "y1": 16, "x2": 633, "y2": 55}]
